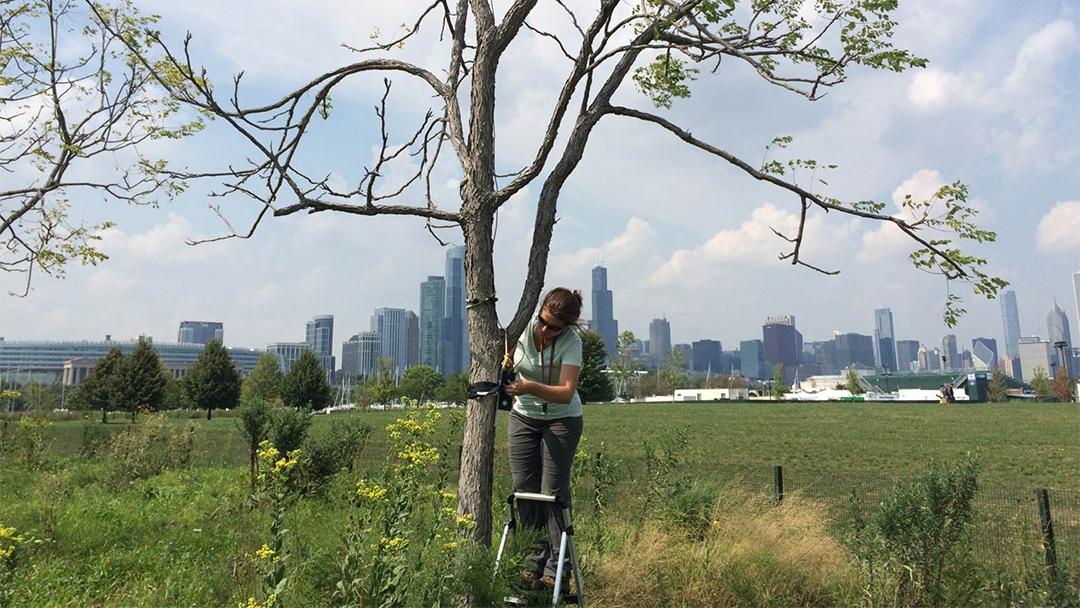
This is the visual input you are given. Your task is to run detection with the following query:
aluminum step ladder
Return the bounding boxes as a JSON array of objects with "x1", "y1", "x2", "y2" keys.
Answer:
[{"x1": 494, "y1": 491, "x2": 585, "y2": 606}]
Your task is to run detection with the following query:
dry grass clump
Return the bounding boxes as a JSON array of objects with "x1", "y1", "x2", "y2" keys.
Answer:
[{"x1": 588, "y1": 487, "x2": 858, "y2": 608}]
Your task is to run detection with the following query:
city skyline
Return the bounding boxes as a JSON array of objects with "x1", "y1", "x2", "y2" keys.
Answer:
[
  {"x1": 0, "y1": 1, "x2": 1075, "y2": 363},
  {"x1": 4, "y1": 262, "x2": 1078, "y2": 373}
]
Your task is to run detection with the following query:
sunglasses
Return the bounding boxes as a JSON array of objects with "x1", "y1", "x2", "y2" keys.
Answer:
[{"x1": 536, "y1": 312, "x2": 568, "y2": 335}]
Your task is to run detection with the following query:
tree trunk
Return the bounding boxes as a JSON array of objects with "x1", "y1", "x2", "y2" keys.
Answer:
[
  {"x1": 207, "y1": 407, "x2": 212, "y2": 421},
  {"x1": 101, "y1": 406, "x2": 107, "y2": 424},
  {"x1": 457, "y1": 211, "x2": 502, "y2": 546}
]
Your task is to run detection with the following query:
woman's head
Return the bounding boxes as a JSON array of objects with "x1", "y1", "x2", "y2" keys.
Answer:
[{"x1": 539, "y1": 287, "x2": 583, "y2": 329}]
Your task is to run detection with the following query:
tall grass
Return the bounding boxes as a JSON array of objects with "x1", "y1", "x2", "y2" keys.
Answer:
[{"x1": 588, "y1": 487, "x2": 858, "y2": 607}]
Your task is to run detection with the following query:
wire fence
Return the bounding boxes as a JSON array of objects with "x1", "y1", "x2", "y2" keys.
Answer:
[{"x1": 691, "y1": 462, "x2": 1080, "y2": 578}]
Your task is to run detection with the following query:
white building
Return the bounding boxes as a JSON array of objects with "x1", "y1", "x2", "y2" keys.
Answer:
[{"x1": 1017, "y1": 336, "x2": 1055, "y2": 383}]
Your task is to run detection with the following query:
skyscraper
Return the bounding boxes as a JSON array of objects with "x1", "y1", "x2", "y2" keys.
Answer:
[
  {"x1": 1018, "y1": 336, "x2": 1054, "y2": 383},
  {"x1": 873, "y1": 308, "x2": 897, "y2": 372},
  {"x1": 762, "y1": 315, "x2": 801, "y2": 379},
  {"x1": 267, "y1": 342, "x2": 311, "y2": 375},
  {"x1": 833, "y1": 333, "x2": 876, "y2": 369},
  {"x1": 305, "y1": 315, "x2": 334, "y2": 376},
  {"x1": 406, "y1": 310, "x2": 420, "y2": 368},
  {"x1": 590, "y1": 265, "x2": 619, "y2": 359},
  {"x1": 895, "y1": 339, "x2": 920, "y2": 373},
  {"x1": 648, "y1": 317, "x2": 671, "y2": 368},
  {"x1": 739, "y1": 340, "x2": 766, "y2": 380},
  {"x1": 372, "y1": 308, "x2": 410, "y2": 374},
  {"x1": 1074, "y1": 272, "x2": 1080, "y2": 342},
  {"x1": 1047, "y1": 301, "x2": 1072, "y2": 350},
  {"x1": 942, "y1": 334, "x2": 959, "y2": 372},
  {"x1": 440, "y1": 245, "x2": 468, "y2": 375},
  {"x1": 341, "y1": 332, "x2": 381, "y2": 379},
  {"x1": 1000, "y1": 290, "x2": 1021, "y2": 365},
  {"x1": 971, "y1": 337, "x2": 999, "y2": 371},
  {"x1": 419, "y1": 276, "x2": 445, "y2": 370},
  {"x1": 691, "y1": 339, "x2": 722, "y2": 373},
  {"x1": 177, "y1": 321, "x2": 223, "y2": 345}
]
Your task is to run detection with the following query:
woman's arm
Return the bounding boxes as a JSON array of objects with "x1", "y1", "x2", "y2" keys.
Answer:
[{"x1": 506, "y1": 364, "x2": 581, "y2": 404}]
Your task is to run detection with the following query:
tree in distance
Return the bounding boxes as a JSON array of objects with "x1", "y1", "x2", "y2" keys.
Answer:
[
  {"x1": 102, "y1": 0, "x2": 1009, "y2": 544},
  {"x1": 399, "y1": 365, "x2": 444, "y2": 403},
  {"x1": 772, "y1": 364, "x2": 789, "y2": 400},
  {"x1": 1030, "y1": 367, "x2": 1052, "y2": 402},
  {"x1": 242, "y1": 353, "x2": 285, "y2": 404},
  {"x1": 119, "y1": 337, "x2": 168, "y2": 420},
  {"x1": 578, "y1": 330, "x2": 615, "y2": 403},
  {"x1": 72, "y1": 347, "x2": 124, "y2": 423},
  {"x1": 659, "y1": 350, "x2": 689, "y2": 402},
  {"x1": 282, "y1": 350, "x2": 331, "y2": 411},
  {"x1": 608, "y1": 331, "x2": 641, "y2": 399},
  {"x1": 846, "y1": 368, "x2": 865, "y2": 395},
  {"x1": 182, "y1": 339, "x2": 241, "y2": 420},
  {"x1": 1052, "y1": 366, "x2": 1075, "y2": 403},
  {"x1": 435, "y1": 373, "x2": 469, "y2": 405},
  {"x1": 987, "y1": 369, "x2": 1008, "y2": 403}
]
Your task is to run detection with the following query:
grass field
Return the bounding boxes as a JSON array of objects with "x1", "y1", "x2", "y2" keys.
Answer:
[{"x1": 1, "y1": 401, "x2": 1077, "y2": 606}]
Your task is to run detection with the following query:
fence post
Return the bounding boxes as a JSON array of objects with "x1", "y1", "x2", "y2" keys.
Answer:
[
  {"x1": 1036, "y1": 488, "x2": 1057, "y2": 580},
  {"x1": 773, "y1": 464, "x2": 784, "y2": 505}
]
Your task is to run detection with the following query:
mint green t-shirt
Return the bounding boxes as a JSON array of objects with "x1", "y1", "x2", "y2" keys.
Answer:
[{"x1": 511, "y1": 319, "x2": 583, "y2": 420}]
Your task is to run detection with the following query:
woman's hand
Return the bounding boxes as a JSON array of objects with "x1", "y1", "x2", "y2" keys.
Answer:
[{"x1": 504, "y1": 379, "x2": 533, "y2": 397}]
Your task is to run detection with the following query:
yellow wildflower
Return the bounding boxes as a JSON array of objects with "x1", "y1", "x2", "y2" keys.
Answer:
[
  {"x1": 396, "y1": 442, "x2": 439, "y2": 466},
  {"x1": 443, "y1": 539, "x2": 463, "y2": 550},
  {"x1": 255, "y1": 544, "x2": 275, "y2": 560},
  {"x1": 455, "y1": 512, "x2": 477, "y2": 528},
  {"x1": 256, "y1": 440, "x2": 279, "y2": 463},
  {"x1": 380, "y1": 536, "x2": 408, "y2": 551},
  {"x1": 356, "y1": 479, "x2": 388, "y2": 502}
]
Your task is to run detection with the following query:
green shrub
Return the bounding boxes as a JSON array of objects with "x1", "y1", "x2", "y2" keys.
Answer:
[
  {"x1": 11, "y1": 416, "x2": 51, "y2": 468},
  {"x1": 237, "y1": 398, "x2": 274, "y2": 488},
  {"x1": 106, "y1": 414, "x2": 196, "y2": 483},
  {"x1": 270, "y1": 407, "x2": 311, "y2": 455},
  {"x1": 848, "y1": 455, "x2": 982, "y2": 607},
  {"x1": 298, "y1": 419, "x2": 372, "y2": 492}
]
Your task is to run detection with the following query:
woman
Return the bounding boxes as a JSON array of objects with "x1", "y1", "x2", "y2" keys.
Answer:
[{"x1": 504, "y1": 287, "x2": 584, "y2": 592}]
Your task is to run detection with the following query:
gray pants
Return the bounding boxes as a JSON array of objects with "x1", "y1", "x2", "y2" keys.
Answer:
[{"x1": 507, "y1": 409, "x2": 583, "y2": 577}]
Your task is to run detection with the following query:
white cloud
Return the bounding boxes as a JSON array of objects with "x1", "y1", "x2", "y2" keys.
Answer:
[
  {"x1": 552, "y1": 217, "x2": 659, "y2": 276},
  {"x1": 906, "y1": 19, "x2": 1078, "y2": 170},
  {"x1": 1036, "y1": 201, "x2": 1080, "y2": 252},
  {"x1": 97, "y1": 213, "x2": 216, "y2": 264},
  {"x1": 85, "y1": 268, "x2": 135, "y2": 293},
  {"x1": 651, "y1": 203, "x2": 858, "y2": 287},
  {"x1": 908, "y1": 69, "x2": 987, "y2": 111}
]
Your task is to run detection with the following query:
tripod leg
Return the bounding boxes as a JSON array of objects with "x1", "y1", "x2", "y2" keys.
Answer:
[
  {"x1": 495, "y1": 521, "x2": 512, "y2": 574},
  {"x1": 566, "y1": 535, "x2": 584, "y2": 606},
  {"x1": 552, "y1": 530, "x2": 568, "y2": 606}
]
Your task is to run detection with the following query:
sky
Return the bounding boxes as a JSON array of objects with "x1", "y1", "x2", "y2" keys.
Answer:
[{"x1": 1, "y1": 0, "x2": 1078, "y2": 359}]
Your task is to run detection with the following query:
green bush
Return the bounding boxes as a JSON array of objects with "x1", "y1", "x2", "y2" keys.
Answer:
[
  {"x1": 848, "y1": 455, "x2": 981, "y2": 607},
  {"x1": 298, "y1": 419, "x2": 373, "y2": 492},
  {"x1": 270, "y1": 407, "x2": 311, "y2": 455},
  {"x1": 106, "y1": 414, "x2": 196, "y2": 483},
  {"x1": 10, "y1": 416, "x2": 52, "y2": 468}
]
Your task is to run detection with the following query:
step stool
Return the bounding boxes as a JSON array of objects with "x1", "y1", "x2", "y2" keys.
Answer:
[{"x1": 494, "y1": 491, "x2": 584, "y2": 606}]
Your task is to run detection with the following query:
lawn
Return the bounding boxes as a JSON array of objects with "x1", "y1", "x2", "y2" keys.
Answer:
[{"x1": 0, "y1": 401, "x2": 1076, "y2": 606}]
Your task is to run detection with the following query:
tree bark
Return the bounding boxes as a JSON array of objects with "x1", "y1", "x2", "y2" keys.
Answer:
[{"x1": 457, "y1": 209, "x2": 502, "y2": 546}]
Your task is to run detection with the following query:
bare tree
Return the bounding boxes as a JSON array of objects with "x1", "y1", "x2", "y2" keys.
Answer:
[
  {"x1": 0, "y1": 0, "x2": 202, "y2": 295},
  {"x1": 96, "y1": 0, "x2": 1006, "y2": 544}
]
